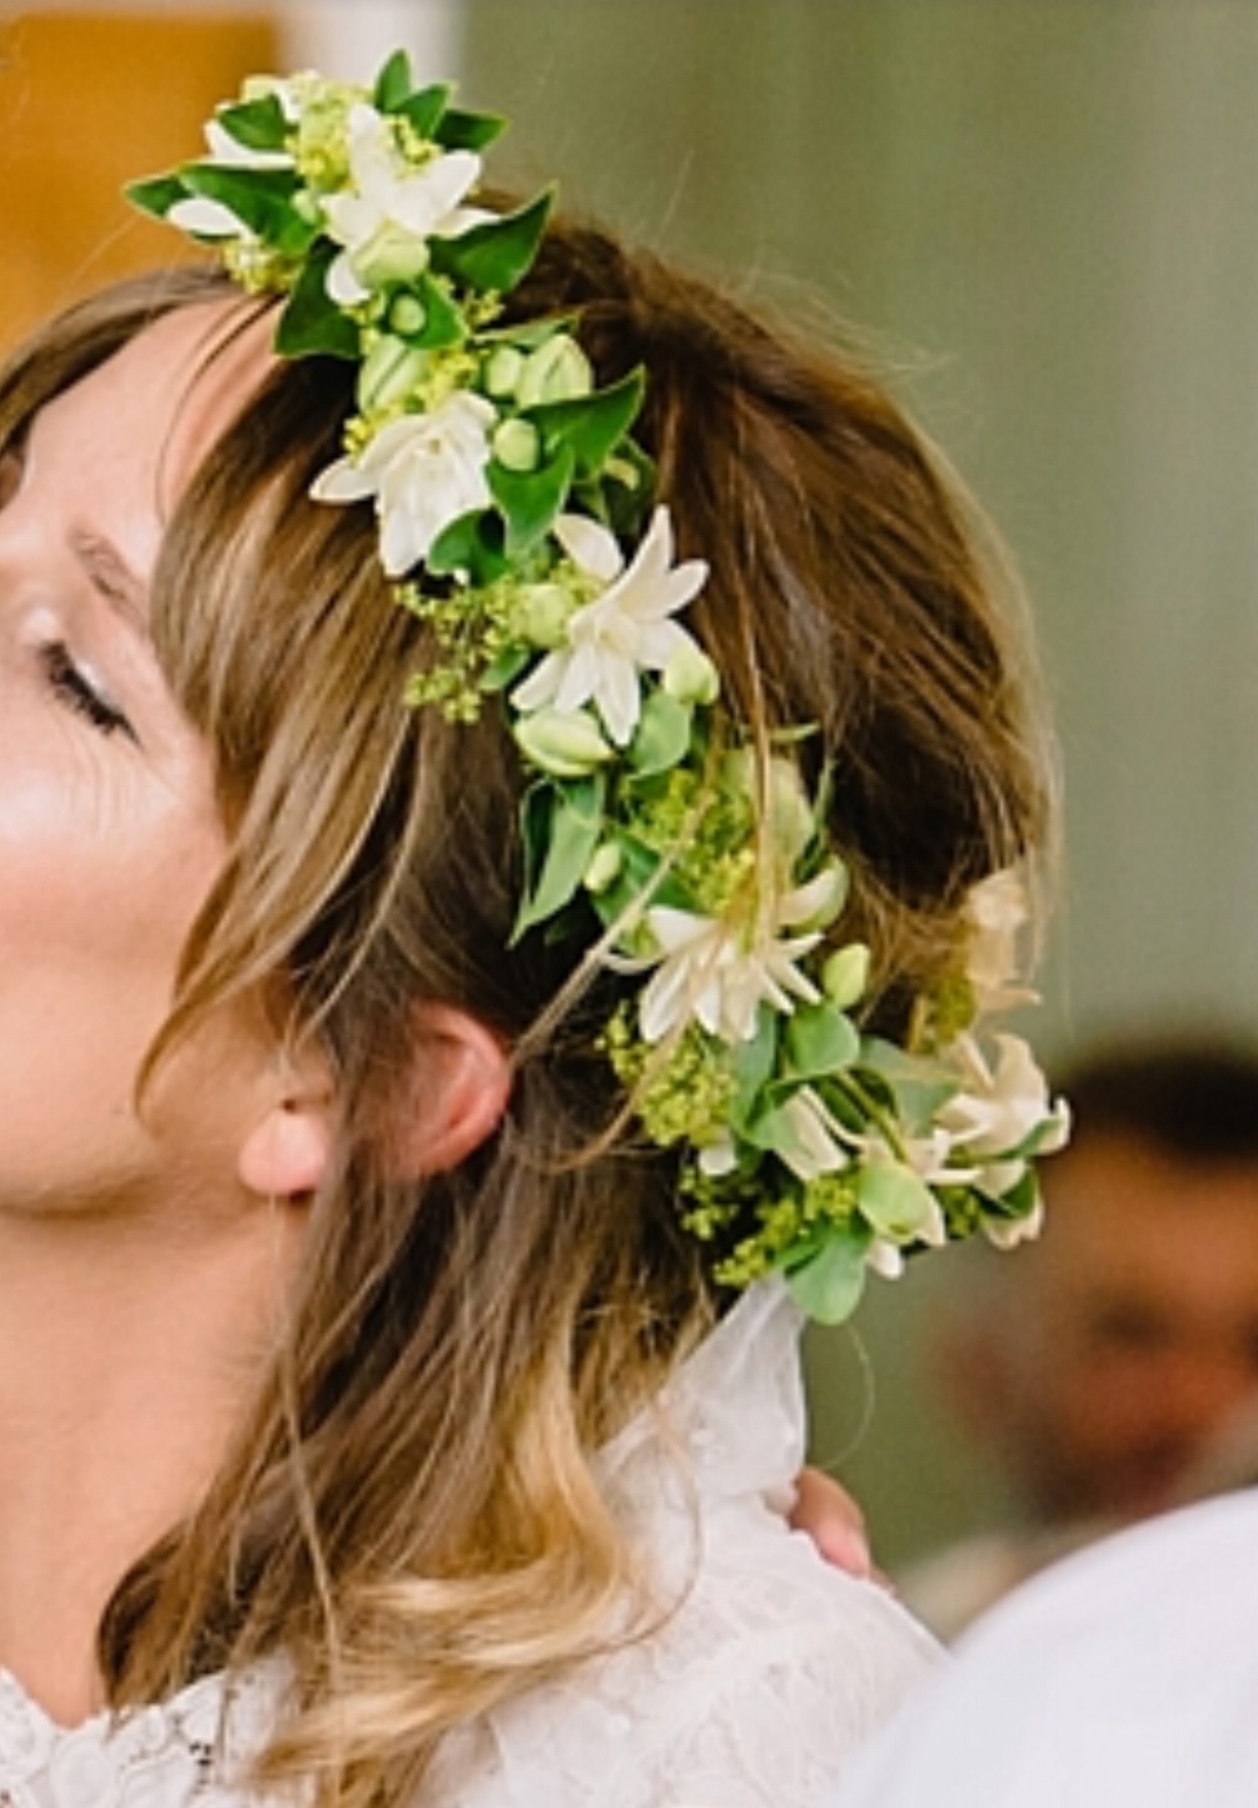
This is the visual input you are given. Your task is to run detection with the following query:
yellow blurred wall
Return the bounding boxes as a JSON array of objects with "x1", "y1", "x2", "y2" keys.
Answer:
[{"x1": 0, "y1": 10, "x2": 276, "y2": 350}]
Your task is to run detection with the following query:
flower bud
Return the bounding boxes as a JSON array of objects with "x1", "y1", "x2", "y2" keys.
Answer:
[
  {"x1": 822, "y1": 943, "x2": 870, "y2": 1009},
  {"x1": 493, "y1": 417, "x2": 541, "y2": 472},
  {"x1": 351, "y1": 221, "x2": 431, "y2": 292},
  {"x1": 663, "y1": 640, "x2": 719, "y2": 706},
  {"x1": 516, "y1": 582, "x2": 575, "y2": 649},
  {"x1": 583, "y1": 841, "x2": 623, "y2": 893},
  {"x1": 483, "y1": 344, "x2": 526, "y2": 398},
  {"x1": 514, "y1": 707, "x2": 614, "y2": 778},
  {"x1": 358, "y1": 336, "x2": 428, "y2": 414},
  {"x1": 388, "y1": 293, "x2": 427, "y2": 336},
  {"x1": 517, "y1": 334, "x2": 592, "y2": 407}
]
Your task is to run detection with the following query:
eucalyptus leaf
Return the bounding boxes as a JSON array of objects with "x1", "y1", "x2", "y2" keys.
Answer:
[
  {"x1": 730, "y1": 1011, "x2": 780, "y2": 1129},
  {"x1": 784, "y1": 1225, "x2": 871, "y2": 1325},
  {"x1": 430, "y1": 189, "x2": 553, "y2": 295},
  {"x1": 488, "y1": 445, "x2": 575, "y2": 557},
  {"x1": 785, "y1": 1001, "x2": 860, "y2": 1081},
  {"x1": 512, "y1": 775, "x2": 606, "y2": 943}
]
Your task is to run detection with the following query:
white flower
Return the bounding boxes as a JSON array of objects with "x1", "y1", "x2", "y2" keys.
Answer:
[
  {"x1": 511, "y1": 508, "x2": 708, "y2": 747},
  {"x1": 636, "y1": 902, "x2": 823, "y2": 1046},
  {"x1": 775, "y1": 1087, "x2": 848, "y2": 1181},
  {"x1": 965, "y1": 869, "x2": 1037, "y2": 1012},
  {"x1": 937, "y1": 1031, "x2": 1069, "y2": 1196},
  {"x1": 311, "y1": 392, "x2": 496, "y2": 575},
  {"x1": 322, "y1": 102, "x2": 483, "y2": 305}
]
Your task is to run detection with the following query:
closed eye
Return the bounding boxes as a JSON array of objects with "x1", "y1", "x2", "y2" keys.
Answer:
[{"x1": 41, "y1": 640, "x2": 137, "y2": 741}]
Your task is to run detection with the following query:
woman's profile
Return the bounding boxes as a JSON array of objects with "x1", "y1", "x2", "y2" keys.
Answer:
[{"x1": 0, "y1": 51, "x2": 1064, "y2": 1808}]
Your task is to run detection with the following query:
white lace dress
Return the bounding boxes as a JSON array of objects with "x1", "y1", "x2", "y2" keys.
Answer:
[{"x1": 0, "y1": 1280, "x2": 940, "y2": 1808}]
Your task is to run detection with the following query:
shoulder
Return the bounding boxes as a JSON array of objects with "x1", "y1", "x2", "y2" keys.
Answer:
[
  {"x1": 822, "y1": 1489, "x2": 1258, "y2": 1808},
  {"x1": 434, "y1": 1520, "x2": 941, "y2": 1808}
]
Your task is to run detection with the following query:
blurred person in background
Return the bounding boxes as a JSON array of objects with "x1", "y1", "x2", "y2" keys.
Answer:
[{"x1": 904, "y1": 1036, "x2": 1258, "y2": 1637}]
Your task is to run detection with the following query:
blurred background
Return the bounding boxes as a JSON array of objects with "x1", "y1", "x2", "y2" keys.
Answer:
[{"x1": 5, "y1": 0, "x2": 1258, "y2": 1590}]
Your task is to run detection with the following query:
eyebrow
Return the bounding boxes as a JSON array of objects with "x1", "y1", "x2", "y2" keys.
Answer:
[{"x1": 68, "y1": 528, "x2": 150, "y2": 637}]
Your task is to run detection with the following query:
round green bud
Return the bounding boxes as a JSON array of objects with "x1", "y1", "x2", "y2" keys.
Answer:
[
  {"x1": 493, "y1": 417, "x2": 541, "y2": 473},
  {"x1": 663, "y1": 641, "x2": 720, "y2": 706},
  {"x1": 516, "y1": 582, "x2": 575, "y2": 649},
  {"x1": 483, "y1": 344, "x2": 526, "y2": 398},
  {"x1": 822, "y1": 942, "x2": 870, "y2": 1011},
  {"x1": 388, "y1": 293, "x2": 427, "y2": 337},
  {"x1": 514, "y1": 707, "x2": 614, "y2": 778},
  {"x1": 583, "y1": 840, "x2": 624, "y2": 894}
]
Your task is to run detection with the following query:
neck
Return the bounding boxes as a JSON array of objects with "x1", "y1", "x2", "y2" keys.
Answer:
[{"x1": 0, "y1": 1198, "x2": 303, "y2": 1725}]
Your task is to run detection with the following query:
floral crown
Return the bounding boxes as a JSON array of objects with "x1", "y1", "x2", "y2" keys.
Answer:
[{"x1": 130, "y1": 51, "x2": 1068, "y2": 1324}]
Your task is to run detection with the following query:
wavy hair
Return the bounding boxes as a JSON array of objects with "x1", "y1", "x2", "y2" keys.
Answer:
[{"x1": 0, "y1": 218, "x2": 1052, "y2": 1805}]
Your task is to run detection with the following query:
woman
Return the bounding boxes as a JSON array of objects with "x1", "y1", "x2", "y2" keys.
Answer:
[{"x1": 0, "y1": 52, "x2": 1062, "y2": 1808}]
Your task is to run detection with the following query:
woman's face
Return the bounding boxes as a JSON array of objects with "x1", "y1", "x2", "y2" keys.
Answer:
[{"x1": 0, "y1": 302, "x2": 279, "y2": 1218}]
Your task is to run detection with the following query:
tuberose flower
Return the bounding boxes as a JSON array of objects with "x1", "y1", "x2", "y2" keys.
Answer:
[
  {"x1": 311, "y1": 392, "x2": 496, "y2": 575},
  {"x1": 636, "y1": 902, "x2": 823, "y2": 1046},
  {"x1": 322, "y1": 102, "x2": 483, "y2": 305},
  {"x1": 511, "y1": 508, "x2": 709, "y2": 747}
]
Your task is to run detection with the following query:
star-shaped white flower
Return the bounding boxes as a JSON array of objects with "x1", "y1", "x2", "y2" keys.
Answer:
[
  {"x1": 310, "y1": 391, "x2": 496, "y2": 575},
  {"x1": 636, "y1": 901, "x2": 823, "y2": 1046},
  {"x1": 511, "y1": 508, "x2": 708, "y2": 747},
  {"x1": 936, "y1": 1031, "x2": 1070, "y2": 1197},
  {"x1": 323, "y1": 102, "x2": 483, "y2": 305}
]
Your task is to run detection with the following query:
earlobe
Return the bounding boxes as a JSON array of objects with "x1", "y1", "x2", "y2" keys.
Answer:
[
  {"x1": 399, "y1": 1002, "x2": 512, "y2": 1176},
  {"x1": 238, "y1": 1095, "x2": 334, "y2": 1200}
]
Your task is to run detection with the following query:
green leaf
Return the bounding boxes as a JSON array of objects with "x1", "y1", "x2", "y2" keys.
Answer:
[
  {"x1": 785, "y1": 1001, "x2": 860, "y2": 1081},
  {"x1": 216, "y1": 94, "x2": 289, "y2": 152},
  {"x1": 407, "y1": 271, "x2": 466, "y2": 349},
  {"x1": 373, "y1": 49, "x2": 413, "y2": 112},
  {"x1": 275, "y1": 247, "x2": 361, "y2": 358},
  {"x1": 437, "y1": 106, "x2": 508, "y2": 152},
  {"x1": 430, "y1": 188, "x2": 553, "y2": 294},
  {"x1": 125, "y1": 172, "x2": 188, "y2": 221},
  {"x1": 488, "y1": 444, "x2": 575, "y2": 557},
  {"x1": 512, "y1": 775, "x2": 606, "y2": 943},
  {"x1": 530, "y1": 369, "x2": 645, "y2": 477},
  {"x1": 480, "y1": 643, "x2": 533, "y2": 693},
  {"x1": 180, "y1": 163, "x2": 302, "y2": 243},
  {"x1": 856, "y1": 1160, "x2": 938, "y2": 1242},
  {"x1": 730, "y1": 1009, "x2": 779, "y2": 1128},
  {"x1": 857, "y1": 1037, "x2": 960, "y2": 1136},
  {"x1": 784, "y1": 1224, "x2": 871, "y2": 1325},
  {"x1": 427, "y1": 510, "x2": 508, "y2": 587},
  {"x1": 396, "y1": 82, "x2": 452, "y2": 139},
  {"x1": 628, "y1": 689, "x2": 691, "y2": 777}
]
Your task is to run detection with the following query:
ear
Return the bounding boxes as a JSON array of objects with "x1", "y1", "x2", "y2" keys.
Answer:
[
  {"x1": 396, "y1": 1002, "x2": 512, "y2": 1177},
  {"x1": 237, "y1": 1038, "x2": 335, "y2": 1202}
]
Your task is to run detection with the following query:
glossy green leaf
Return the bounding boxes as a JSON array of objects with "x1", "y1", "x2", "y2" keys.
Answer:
[
  {"x1": 216, "y1": 94, "x2": 289, "y2": 152},
  {"x1": 488, "y1": 445, "x2": 575, "y2": 557},
  {"x1": 275, "y1": 248, "x2": 361, "y2": 358},
  {"x1": 373, "y1": 49, "x2": 413, "y2": 112},
  {"x1": 430, "y1": 188, "x2": 553, "y2": 294},
  {"x1": 396, "y1": 82, "x2": 452, "y2": 139},
  {"x1": 181, "y1": 163, "x2": 302, "y2": 243},
  {"x1": 437, "y1": 106, "x2": 508, "y2": 152},
  {"x1": 427, "y1": 510, "x2": 508, "y2": 586},
  {"x1": 512, "y1": 775, "x2": 606, "y2": 943},
  {"x1": 124, "y1": 172, "x2": 187, "y2": 221},
  {"x1": 531, "y1": 369, "x2": 645, "y2": 477}
]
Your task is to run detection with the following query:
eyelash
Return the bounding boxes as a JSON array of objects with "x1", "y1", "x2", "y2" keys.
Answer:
[{"x1": 41, "y1": 641, "x2": 135, "y2": 741}]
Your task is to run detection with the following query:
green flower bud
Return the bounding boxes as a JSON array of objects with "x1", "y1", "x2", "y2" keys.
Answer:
[
  {"x1": 663, "y1": 641, "x2": 720, "y2": 706},
  {"x1": 483, "y1": 344, "x2": 526, "y2": 398},
  {"x1": 351, "y1": 221, "x2": 431, "y2": 291},
  {"x1": 514, "y1": 707, "x2": 614, "y2": 778},
  {"x1": 389, "y1": 293, "x2": 427, "y2": 337},
  {"x1": 358, "y1": 336, "x2": 428, "y2": 414},
  {"x1": 517, "y1": 334, "x2": 592, "y2": 407},
  {"x1": 493, "y1": 417, "x2": 542, "y2": 472},
  {"x1": 822, "y1": 943, "x2": 870, "y2": 1010},
  {"x1": 516, "y1": 582, "x2": 575, "y2": 649},
  {"x1": 583, "y1": 841, "x2": 623, "y2": 893}
]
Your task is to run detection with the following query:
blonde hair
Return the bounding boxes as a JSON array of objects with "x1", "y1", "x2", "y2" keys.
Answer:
[{"x1": 0, "y1": 222, "x2": 1051, "y2": 1804}]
